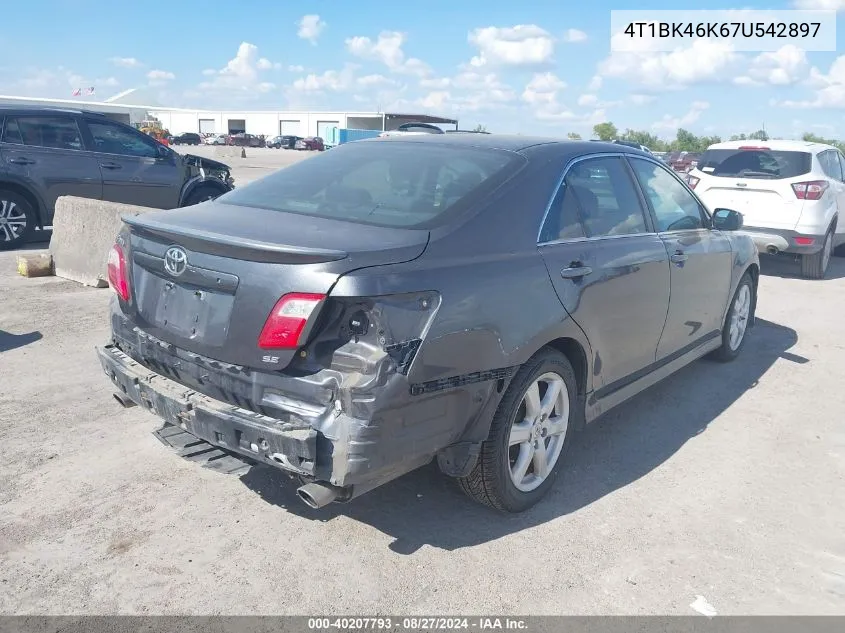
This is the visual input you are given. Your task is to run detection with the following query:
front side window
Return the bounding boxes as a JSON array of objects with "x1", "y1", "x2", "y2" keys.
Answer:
[
  {"x1": 539, "y1": 156, "x2": 648, "y2": 242},
  {"x1": 87, "y1": 120, "x2": 158, "y2": 158},
  {"x1": 630, "y1": 158, "x2": 705, "y2": 232},
  {"x1": 2, "y1": 116, "x2": 83, "y2": 151},
  {"x1": 218, "y1": 141, "x2": 520, "y2": 228}
]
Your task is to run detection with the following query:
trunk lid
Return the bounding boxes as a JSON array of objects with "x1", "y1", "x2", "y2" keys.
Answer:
[
  {"x1": 694, "y1": 174, "x2": 806, "y2": 231},
  {"x1": 120, "y1": 200, "x2": 429, "y2": 370}
]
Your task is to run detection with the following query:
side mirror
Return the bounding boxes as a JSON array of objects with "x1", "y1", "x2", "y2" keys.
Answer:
[{"x1": 712, "y1": 208, "x2": 743, "y2": 231}]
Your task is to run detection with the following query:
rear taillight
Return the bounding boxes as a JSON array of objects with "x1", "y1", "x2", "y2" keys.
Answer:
[
  {"x1": 792, "y1": 180, "x2": 828, "y2": 201},
  {"x1": 687, "y1": 176, "x2": 700, "y2": 189},
  {"x1": 107, "y1": 244, "x2": 130, "y2": 301},
  {"x1": 794, "y1": 236, "x2": 815, "y2": 246},
  {"x1": 258, "y1": 293, "x2": 326, "y2": 349}
]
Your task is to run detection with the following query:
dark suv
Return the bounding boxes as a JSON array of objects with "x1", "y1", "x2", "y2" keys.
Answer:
[
  {"x1": 171, "y1": 132, "x2": 202, "y2": 146},
  {"x1": 0, "y1": 107, "x2": 235, "y2": 250}
]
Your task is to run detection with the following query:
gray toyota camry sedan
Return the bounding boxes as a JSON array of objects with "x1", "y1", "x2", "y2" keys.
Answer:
[{"x1": 97, "y1": 135, "x2": 759, "y2": 513}]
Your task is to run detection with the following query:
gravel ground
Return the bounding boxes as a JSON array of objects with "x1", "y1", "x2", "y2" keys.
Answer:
[{"x1": 1, "y1": 227, "x2": 844, "y2": 613}]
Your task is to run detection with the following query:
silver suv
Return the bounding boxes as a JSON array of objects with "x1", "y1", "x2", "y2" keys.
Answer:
[{"x1": 0, "y1": 107, "x2": 234, "y2": 250}]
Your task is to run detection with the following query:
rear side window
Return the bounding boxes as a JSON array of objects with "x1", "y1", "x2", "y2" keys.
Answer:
[
  {"x1": 539, "y1": 156, "x2": 648, "y2": 241},
  {"x1": 218, "y1": 141, "x2": 521, "y2": 228},
  {"x1": 818, "y1": 150, "x2": 844, "y2": 181},
  {"x1": 1, "y1": 116, "x2": 83, "y2": 150},
  {"x1": 697, "y1": 148, "x2": 812, "y2": 179}
]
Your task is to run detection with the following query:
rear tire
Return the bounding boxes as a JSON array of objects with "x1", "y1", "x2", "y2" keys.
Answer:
[
  {"x1": 800, "y1": 230, "x2": 832, "y2": 279},
  {"x1": 0, "y1": 189, "x2": 36, "y2": 251},
  {"x1": 711, "y1": 272, "x2": 754, "y2": 363},
  {"x1": 457, "y1": 349, "x2": 577, "y2": 513},
  {"x1": 182, "y1": 184, "x2": 223, "y2": 207}
]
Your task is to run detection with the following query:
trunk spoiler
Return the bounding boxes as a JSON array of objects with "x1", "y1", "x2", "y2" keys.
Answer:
[{"x1": 122, "y1": 214, "x2": 349, "y2": 264}]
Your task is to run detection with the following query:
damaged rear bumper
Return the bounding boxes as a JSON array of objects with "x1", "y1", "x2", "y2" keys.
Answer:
[{"x1": 98, "y1": 344, "x2": 319, "y2": 477}]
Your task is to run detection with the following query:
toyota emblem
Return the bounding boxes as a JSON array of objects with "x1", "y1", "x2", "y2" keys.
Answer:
[{"x1": 164, "y1": 246, "x2": 188, "y2": 277}]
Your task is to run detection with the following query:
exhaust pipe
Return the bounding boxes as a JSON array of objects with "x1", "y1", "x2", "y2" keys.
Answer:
[
  {"x1": 113, "y1": 392, "x2": 137, "y2": 408},
  {"x1": 766, "y1": 245, "x2": 779, "y2": 255},
  {"x1": 297, "y1": 482, "x2": 343, "y2": 509}
]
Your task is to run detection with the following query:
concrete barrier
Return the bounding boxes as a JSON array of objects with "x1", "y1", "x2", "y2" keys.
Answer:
[
  {"x1": 213, "y1": 146, "x2": 244, "y2": 160},
  {"x1": 49, "y1": 196, "x2": 159, "y2": 288}
]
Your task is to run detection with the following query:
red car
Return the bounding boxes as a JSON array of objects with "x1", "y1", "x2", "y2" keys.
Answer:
[
  {"x1": 666, "y1": 151, "x2": 701, "y2": 172},
  {"x1": 295, "y1": 136, "x2": 325, "y2": 151}
]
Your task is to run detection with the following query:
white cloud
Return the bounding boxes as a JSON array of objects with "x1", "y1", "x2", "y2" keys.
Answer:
[
  {"x1": 521, "y1": 72, "x2": 566, "y2": 105},
  {"x1": 292, "y1": 65, "x2": 357, "y2": 92},
  {"x1": 98, "y1": 77, "x2": 120, "y2": 87},
  {"x1": 110, "y1": 57, "x2": 142, "y2": 68},
  {"x1": 629, "y1": 94, "x2": 656, "y2": 105},
  {"x1": 563, "y1": 29, "x2": 588, "y2": 43},
  {"x1": 420, "y1": 77, "x2": 451, "y2": 89},
  {"x1": 288, "y1": 64, "x2": 305, "y2": 72},
  {"x1": 777, "y1": 55, "x2": 845, "y2": 108},
  {"x1": 297, "y1": 15, "x2": 326, "y2": 44},
  {"x1": 147, "y1": 69, "x2": 175, "y2": 82},
  {"x1": 357, "y1": 74, "x2": 397, "y2": 87},
  {"x1": 733, "y1": 45, "x2": 809, "y2": 86},
  {"x1": 792, "y1": 0, "x2": 845, "y2": 9},
  {"x1": 468, "y1": 25, "x2": 555, "y2": 67},
  {"x1": 597, "y1": 37, "x2": 739, "y2": 90},
  {"x1": 345, "y1": 31, "x2": 431, "y2": 76},
  {"x1": 198, "y1": 42, "x2": 278, "y2": 94},
  {"x1": 587, "y1": 75, "x2": 603, "y2": 91},
  {"x1": 652, "y1": 101, "x2": 710, "y2": 131},
  {"x1": 577, "y1": 94, "x2": 598, "y2": 107}
]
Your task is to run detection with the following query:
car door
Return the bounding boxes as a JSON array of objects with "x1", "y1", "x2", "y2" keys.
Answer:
[
  {"x1": 819, "y1": 150, "x2": 845, "y2": 235},
  {"x1": 834, "y1": 152, "x2": 845, "y2": 245},
  {"x1": 0, "y1": 114, "x2": 102, "y2": 224},
  {"x1": 81, "y1": 118, "x2": 183, "y2": 210},
  {"x1": 627, "y1": 155, "x2": 733, "y2": 362},
  {"x1": 538, "y1": 154, "x2": 671, "y2": 392}
]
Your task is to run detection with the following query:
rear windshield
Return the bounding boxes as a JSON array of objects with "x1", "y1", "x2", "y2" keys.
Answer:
[
  {"x1": 697, "y1": 148, "x2": 812, "y2": 179},
  {"x1": 217, "y1": 141, "x2": 521, "y2": 228}
]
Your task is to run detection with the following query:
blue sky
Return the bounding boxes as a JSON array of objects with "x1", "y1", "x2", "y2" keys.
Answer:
[{"x1": 2, "y1": 0, "x2": 845, "y2": 139}]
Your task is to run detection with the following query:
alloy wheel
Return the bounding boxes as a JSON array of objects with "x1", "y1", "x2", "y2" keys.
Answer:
[
  {"x1": 0, "y1": 198, "x2": 28, "y2": 243},
  {"x1": 507, "y1": 372, "x2": 570, "y2": 493},
  {"x1": 729, "y1": 284, "x2": 751, "y2": 351}
]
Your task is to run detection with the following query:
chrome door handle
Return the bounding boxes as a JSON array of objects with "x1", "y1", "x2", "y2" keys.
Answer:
[
  {"x1": 100, "y1": 162, "x2": 122, "y2": 170},
  {"x1": 670, "y1": 251, "x2": 688, "y2": 264},
  {"x1": 560, "y1": 265, "x2": 592, "y2": 279},
  {"x1": 8, "y1": 157, "x2": 35, "y2": 165}
]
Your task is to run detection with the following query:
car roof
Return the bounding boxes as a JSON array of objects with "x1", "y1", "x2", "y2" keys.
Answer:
[
  {"x1": 359, "y1": 133, "x2": 649, "y2": 157},
  {"x1": 706, "y1": 139, "x2": 835, "y2": 153},
  {"x1": 0, "y1": 105, "x2": 107, "y2": 116}
]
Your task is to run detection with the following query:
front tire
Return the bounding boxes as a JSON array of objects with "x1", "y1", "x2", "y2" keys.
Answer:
[
  {"x1": 181, "y1": 185, "x2": 223, "y2": 207},
  {"x1": 458, "y1": 349, "x2": 577, "y2": 513},
  {"x1": 800, "y1": 230, "x2": 832, "y2": 279},
  {"x1": 711, "y1": 272, "x2": 754, "y2": 363},
  {"x1": 0, "y1": 189, "x2": 36, "y2": 251}
]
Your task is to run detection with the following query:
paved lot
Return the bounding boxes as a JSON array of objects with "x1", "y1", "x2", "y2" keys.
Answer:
[
  {"x1": 1, "y1": 232, "x2": 844, "y2": 613},
  {"x1": 176, "y1": 144, "x2": 317, "y2": 186}
]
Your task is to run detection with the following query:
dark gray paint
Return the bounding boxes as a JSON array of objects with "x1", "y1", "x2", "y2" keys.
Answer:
[
  {"x1": 99, "y1": 135, "x2": 760, "y2": 497},
  {"x1": 0, "y1": 106, "x2": 233, "y2": 227}
]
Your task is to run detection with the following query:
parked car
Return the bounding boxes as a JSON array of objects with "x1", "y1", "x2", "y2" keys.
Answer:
[
  {"x1": 295, "y1": 136, "x2": 325, "y2": 151},
  {"x1": 0, "y1": 107, "x2": 235, "y2": 250},
  {"x1": 688, "y1": 139, "x2": 845, "y2": 279},
  {"x1": 610, "y1": 139, "x2": 655, "y2": 155},
  {"x1": 666, "y1": 151, "x2": 701, "y2": 172},
  {"x1": 171, "y1": 132, "x2": 202, "y2": 146},
  {"x1": 203, "y1": 134, "x2": 226, "y2": 146},
  {"x1": 267, "y1": 135, "x2": 302, "y2": 149},
  {"x1": 379, "y1": 122, "x2": 445, "y2": 137},
  {"x1": 227, "y1": 133, "x2": 264, "y2": 148},
  {"x1": 97, "y1": 136, "x2": 759, "y2": 512}
]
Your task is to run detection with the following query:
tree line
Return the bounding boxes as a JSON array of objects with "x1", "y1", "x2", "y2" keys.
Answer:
[{"x1": 560, "y1": 123, "x2": 845, "y2": 154}]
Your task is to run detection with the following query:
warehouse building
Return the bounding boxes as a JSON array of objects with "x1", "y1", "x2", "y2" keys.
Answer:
[{"x1": 0, "y1": 94, "x2": 459, "y2": 144}]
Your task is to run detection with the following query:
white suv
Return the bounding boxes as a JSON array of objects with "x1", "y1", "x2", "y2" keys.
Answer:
[{"x1": 688, "y1": 139, "x2": 845, "y2": 279}]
